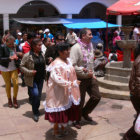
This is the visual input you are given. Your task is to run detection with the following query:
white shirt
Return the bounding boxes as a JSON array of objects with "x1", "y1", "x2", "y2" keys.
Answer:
[
  {"x1": 0, "y1": 47, "x2": 17, "y2": 72},
  {"x1": 0, "y1": 60, "x2": 16, "y2": 72},
  {"x1": 108, "y1": 53, "x2": 118, "y2": 62},
  {"x1": 41, "y1": 44, "x2": 47, "y2": 55},
  {"x1": 133, "y1": 27, "x2": 140, "y2": 41},
  {"x1": 19, "y1": 42, "x2": 25, "y2": 52},
  {"x1": 66, "y1": 32, "x2": 78, "y2": 45}
]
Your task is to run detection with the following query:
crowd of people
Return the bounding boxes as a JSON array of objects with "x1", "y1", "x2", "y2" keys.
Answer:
[{"x1": 0, "y1": 26, "x2": 140, "y2": 139}]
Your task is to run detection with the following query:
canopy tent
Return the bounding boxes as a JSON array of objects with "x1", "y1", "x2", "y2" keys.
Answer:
[
  {"x1": 106, "y1": 0, "x2": 140, "y2": 15},
  {"x1": 63, "y1": 19, "x2": 120, "y2": 29},
  {"x1": 105, "y1": 0, "x2": 140, "y2": 56},
  {"x1": 13, "y1": 17, "x2": 120, "y2": 29}
]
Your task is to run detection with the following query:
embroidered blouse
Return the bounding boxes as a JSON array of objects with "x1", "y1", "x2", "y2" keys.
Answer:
[{"x1": 43, "y1": 57, "x2": 80, "y2": 113}]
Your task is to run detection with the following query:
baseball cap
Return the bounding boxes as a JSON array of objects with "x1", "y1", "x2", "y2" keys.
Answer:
[
  {"x1": 44, "y1": 28, "x2": 50, "y2": 33},
  {"x1": 17, "y1": 32, "x2": 22, "y2": 36}
]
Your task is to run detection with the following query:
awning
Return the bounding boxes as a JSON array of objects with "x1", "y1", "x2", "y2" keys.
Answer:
[
  {"x1": 63, "y1": 19, "x2": 120, "y2": 29},
  {"x1": 107, "y1": 0, "x2": 140, "y2": 15},
  {"x1": 13, "y1": 18, "x2": 120, "y2": 29},
  {"x1": 13, "y1": 18, "x2": 71, "y2": 24}
]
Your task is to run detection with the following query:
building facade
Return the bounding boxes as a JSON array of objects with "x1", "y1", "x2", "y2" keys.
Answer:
[{"x1": 0, "y1": 0, "x2": 121, "y2": 33}]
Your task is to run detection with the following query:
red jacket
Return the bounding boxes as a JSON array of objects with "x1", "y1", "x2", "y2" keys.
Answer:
[{"x1": 22, "y1": 41, "x2": 31, "y2": 54}]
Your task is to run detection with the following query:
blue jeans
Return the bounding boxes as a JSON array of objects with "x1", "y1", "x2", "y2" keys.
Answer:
[{"x1": 28, "y1": 79, "x2": 44, "y2": 115}]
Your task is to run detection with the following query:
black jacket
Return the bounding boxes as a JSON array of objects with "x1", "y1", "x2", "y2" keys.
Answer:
[
  {"x1": 45, "y1": 46, "x2": 56, "y2": 65},
  {"x1": 0, "y1": 44, "x2": 19, "y2": 68}
]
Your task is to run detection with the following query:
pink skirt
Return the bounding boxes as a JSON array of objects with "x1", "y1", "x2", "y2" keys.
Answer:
[{"x1": 45, "y1": 104, "x2": 80, "y2": 123}]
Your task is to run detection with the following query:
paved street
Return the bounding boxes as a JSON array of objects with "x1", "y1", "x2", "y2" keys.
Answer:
[{"x1": 0, "y1": 75, "x2": 135, "y2": 140}]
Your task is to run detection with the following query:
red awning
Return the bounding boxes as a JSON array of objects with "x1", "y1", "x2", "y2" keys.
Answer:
[{"x1": 107, "y1": 0, "x2": 140, "y2": 15}]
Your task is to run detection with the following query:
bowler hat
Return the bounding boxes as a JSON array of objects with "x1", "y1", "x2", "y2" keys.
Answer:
[{"x1": 94, "y1": 49, "x2": 103, "y2": 58}]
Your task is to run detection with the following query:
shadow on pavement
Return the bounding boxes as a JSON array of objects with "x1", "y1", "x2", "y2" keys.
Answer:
[
  {"x1": 41, "y1": 92, "x2": 46, "y2": 101},
  {"x1": 23, "y1": 108, "x2": 45, "y2": 118},
  {"x1": 17, "y1": 98, "x2": 29, "y2": 105},
  {"x1": 38, "y1": 108, "x2": 45, "y2": 116},
  {"x1": 23, "y1": 110, "x2": 33, "y2": 118},
  {"x1": 120, "y1": 132, "x2": 125, "y2": 140},
  {"x1": 45, "y1": 127, "x2": 78, "y2": 140},
  {"x1": 1, "y1": 84, "x2": 6, "y2": 88},
  {"x1": 3, "y1": 102, "x2": 9, "y2": 108},
  {"x1": 3, "y1": 98, "x2": 29, "y2": 108},
  {"x1": 80, "y1": 119, "x2": 98, "y2": 126}
]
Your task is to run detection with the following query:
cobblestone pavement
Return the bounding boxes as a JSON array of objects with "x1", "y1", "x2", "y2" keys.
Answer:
[{"x1": 0, "y1": 75, "x2": 135, "y2": 140}]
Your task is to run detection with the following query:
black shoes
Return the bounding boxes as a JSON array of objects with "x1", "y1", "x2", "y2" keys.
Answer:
[
  {"x1": 33, "y1": 111, "x2": 40, "y2": 122},
  {"x1": 36, "y1": 111, "x2": 40, "y2": 116},
  {"x1": 33, "y1": 115, "x2": 39, "y2": 122}
]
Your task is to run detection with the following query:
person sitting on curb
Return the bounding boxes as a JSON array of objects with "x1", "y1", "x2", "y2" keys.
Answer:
[{"x1": 93, "y1": 49, "x2": 108, "y2": 77}]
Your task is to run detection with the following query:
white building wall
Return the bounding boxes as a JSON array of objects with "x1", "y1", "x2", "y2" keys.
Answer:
[
  {"x1": 0, "y1": 0, "x2": 118, "y2": 14},
  {"x1": 0, "y1": 0, "x2": 119, "y2": 32}
]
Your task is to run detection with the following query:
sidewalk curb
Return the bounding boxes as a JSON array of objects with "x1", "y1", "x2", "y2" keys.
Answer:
[{"x1": 101, "y1": 91, "x2": 130, "y2": 100}]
